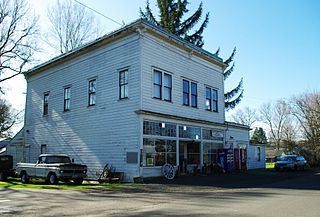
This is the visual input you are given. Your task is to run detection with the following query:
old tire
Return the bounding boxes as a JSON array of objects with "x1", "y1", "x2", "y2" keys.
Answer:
[
  {"x1": 73, "y1": 178, "x2": 83, "y2": 185},
  {"x1": 47, "y1": 173, "x2": 58, "y2": 185},
  {"x1": 21, "y1": 172, "x2": 29, "y2": 184}
]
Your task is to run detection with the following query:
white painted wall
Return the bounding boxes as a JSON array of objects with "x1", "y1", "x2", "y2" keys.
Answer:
[
  {"x1": 247, "y1": 144, "x2": 266, "y2": 169},
  {"x1": 140, "y1": 34, "x2": 225, "y2": 124},
  {"x1": 25, "y1": 34, "x2": 142, "y2": 181}
]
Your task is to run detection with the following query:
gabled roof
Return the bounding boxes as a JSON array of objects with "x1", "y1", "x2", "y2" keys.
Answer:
[{"x1": 26, "y1": 19, "x2": 227, "y2": 77}]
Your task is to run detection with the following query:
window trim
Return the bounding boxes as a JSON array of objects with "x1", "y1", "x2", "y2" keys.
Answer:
[
  {"x1": 191, "y1": 82, "x2": 198, "y2": 108},
  {"x1": 212, "y1": 89, "x2": 218, "y2": 112},
  {"x1": 182, "y1": 79, "x2": 190, "y2": 106},
  {"x1": 183, "y1": 79, "x2": 198, "y2": 108},
  {"x1": 152, "y1": 68, "x2": 172, "y2": 102},
  {"x1": 119, "y1": 69, "x2": 129, "y2": 100},
  {"x1": 163, "y1": 73, "x2": 172, "y2": 102},
  {"x1": 205, "y1": 86, "x2": 218, "y2": 112},
  {"x1": 88, "y1": 79, "x2": 97, "y2": 106},
  {"x1": 153, "y1": 70, "x2": 162, "y2": 100},
  {"x1": 43, "y1": 92, "x2": 49, "y2": 116},
  {"x1": 63, "y1": 86, "x2": 71, "y2": 112}
]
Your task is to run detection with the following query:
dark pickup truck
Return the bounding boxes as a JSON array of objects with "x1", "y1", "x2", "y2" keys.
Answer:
[{"x1": 0, "y1": 155, "x2": 15, "y2": 181}]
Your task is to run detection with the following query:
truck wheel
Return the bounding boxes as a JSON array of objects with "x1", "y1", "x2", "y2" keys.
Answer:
[
  {"x1": 47, "y1": 173, "x2": 58, "y2": 185},
  {"x1": 73, "y1": 178, "x2": 83, "y2": 185},
  {"x1": 21, "y1": 172, "x2": 29, "y2": 184}
]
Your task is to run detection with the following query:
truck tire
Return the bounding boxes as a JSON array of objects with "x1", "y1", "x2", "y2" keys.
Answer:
[
  {"x1": 73, "y1": 178, "x2": 83, "y2": 185},
  {"x1": 47, "y1": 173, "x2": 58, "y2": 185},
  {"x1": 21, "y1": 172, "x2": 29, "y2": 184}
]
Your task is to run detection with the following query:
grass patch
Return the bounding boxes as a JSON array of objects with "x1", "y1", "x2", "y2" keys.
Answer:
[
  {"x1": 266, "y1": 162, "x2": 275, "y2": 169},
  {"x1": 0, "y1": 177, "x2": 126, "y2": 191}
]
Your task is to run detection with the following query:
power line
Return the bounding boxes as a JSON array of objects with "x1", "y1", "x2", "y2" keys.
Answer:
[{"x1": 73, "y1": 0, "x2": 123, "y2": 26}]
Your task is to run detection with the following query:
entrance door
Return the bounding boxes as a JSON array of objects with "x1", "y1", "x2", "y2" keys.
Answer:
[{"x1": 179, "y1": 141, "x2": 200, "y2": 173}]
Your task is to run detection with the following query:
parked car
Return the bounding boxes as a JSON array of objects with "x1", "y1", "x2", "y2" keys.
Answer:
[
  {"x1": 275, "y1": 155, "x2": 307, "y2": 171},
  {"x1": 16, "y1": 154, "x2": 87, "y2": 184},
  {"x1": 0, "y1": 155, "x2": 15, "y2": 181}
]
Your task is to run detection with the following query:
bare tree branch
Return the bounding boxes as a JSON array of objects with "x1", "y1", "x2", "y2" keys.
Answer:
[
  {"x1": 46, "y1": 0, "x2": 102, "y2": 54},
  {"x1": 0, "y1": 0, "x2": 39, "y2": 84}
]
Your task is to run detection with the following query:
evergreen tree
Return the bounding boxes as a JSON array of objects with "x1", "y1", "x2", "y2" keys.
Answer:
[
  {"x1": 140, "y1": 0, "x2": 243, "y2": 110},
  {"x1": 219, "y1": 47, "x2": 244, "y2": 110},
  {"x1": 140, "y1": 0, "x2": 209, "y2": 47},
  {"x1": 251, "y1": 127, "x2": 268, "y2": 144}
]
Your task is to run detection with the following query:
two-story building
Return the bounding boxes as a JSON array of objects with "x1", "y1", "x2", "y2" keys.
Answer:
[{"x1": 18, "y1": 19, "x2": 249, "y2": 181}]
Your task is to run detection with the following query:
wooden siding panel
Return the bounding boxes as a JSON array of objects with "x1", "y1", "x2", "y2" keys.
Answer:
[
  {"x1": 140, "y1": 35, "x2": 225, "y2": 123},
  {"x1": 25, "y1": 35, "x2": 142, "y2": 181}
]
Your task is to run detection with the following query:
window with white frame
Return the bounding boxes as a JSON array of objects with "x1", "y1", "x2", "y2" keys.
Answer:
[
  {"x1": 64, "y1": 87, "x2": 71, "y2": 111},
  {"x1": 43, "y1": 92, "x2": 49, "y2": 116},
  {"x1": 119, "y1": 69, "x2": 128, "y2": 99},
  {"x1": 256, "y1": 146, "x2": 261, "y2": 161},
  {"x1": 153, "y1": 69, "x2": 172, "y2": 102},
  {"x1": 183, "y1": 79, "x2": 197, "y2": 107},
  {"x1": 205, "y1": 87, "x2": 218, "y2": 112},
  {"x1": 88, "y1": 79, "x2": 96, "y2": 106}
]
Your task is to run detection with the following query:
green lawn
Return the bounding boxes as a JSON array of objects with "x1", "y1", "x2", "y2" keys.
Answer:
[{"x1": 0, "y1": 177, "x2": 125, "y2": 191}]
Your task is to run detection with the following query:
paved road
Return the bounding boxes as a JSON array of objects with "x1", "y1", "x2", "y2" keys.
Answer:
[{"x1": 1, "y1": 170, "x2": 320, "y2": 217}]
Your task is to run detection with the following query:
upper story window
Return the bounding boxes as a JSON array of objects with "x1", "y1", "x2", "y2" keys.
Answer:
[
  {"x1": 64, "y1": 87, "x2": 71, "y2": 111},
  {"x1": 183, "y1": 79, "x2": 197, "y2": 107},
  {"x1": 153, "y1": 69, "x2": 172, "y2": 102},
  {"x1": 183, "y1": 80, "x2": 189, "y2": 106},
  {"x1": 43, "y1": 93, "x2": 49, "y2": 116},
  {"x1": 119, "y1": 69, "x2": 128, "y2": 99},
  {"x1": 88, "y1": 79, "x2": 96, "y2": 106},
  {"x1": 206, "y1": 87, "x2": 218, "y2": 112}
]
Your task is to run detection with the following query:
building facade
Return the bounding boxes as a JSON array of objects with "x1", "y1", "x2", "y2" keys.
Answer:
[{"x1": 22, "y1": 19, "x2": 250, "y2": 181}]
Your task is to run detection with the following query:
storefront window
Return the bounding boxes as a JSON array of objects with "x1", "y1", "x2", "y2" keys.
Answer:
[
  {"x1": 143, "y1": 138, "x2": 176, "y2": 167},
  {"x1": 202, "y1": 129, "x2": 224, "y2": 141},
  {"x1": 143, "y1": 121, "x2": 176, "y2": 137},
  {"x1": 203, "y1": 142, "x2": 223, "y2": 165},
  {"x1": 178, "y1": 125, "x2": 201, "y2": 140}
]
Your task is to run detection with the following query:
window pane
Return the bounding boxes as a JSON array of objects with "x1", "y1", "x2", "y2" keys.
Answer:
[
  {"x1": 153, "y1": 85, "x2": 161, "y2": 99},
  {"x1": 206, "y1": 99, "x2": 211, "y2": 110},
  {"x1": 212, "y1": 89, "x2": 217, "y2": 101},
  {"x1": 89, "y1": 79, "x2": 96, "y2": 93},
  {"x1": 183, "y1": 93, "x2": 189, "y2": 105},
  {"x1": 183, "y1": 80, "x2": 189, "y2": 93},
  {"x1": 89, "y1": 93, "x2": 96, "y2": 105},
  {"x1": 206, "y1": 87, "x2": 211, "y2": 99},
  {"x1": 191, "y1": 82, "x2": 197, "y2": 95},
  {"x1": 191, "y1": 95, "x2": 197, "y2": 107},
  {"x1": 212, "y1": 100, "x2": 217, "y2": 112},
  {"x1": 164, "y1": 73, "x2": 172, "y2": 88},
  {"x1": 154, "y1": 70, "x2": 161, "y2": 85},
  {"x1": 164, "y1": 87, "x2": 171, "y2": 101}
]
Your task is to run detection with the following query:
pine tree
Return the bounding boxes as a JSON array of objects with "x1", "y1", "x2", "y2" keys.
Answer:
[
  {"x1": 219, "y1": 47, "x2": 244, "y2": 110},
  {"x1": 140, "y1": 0, "x2": 243, "y2": 110},
  {"x1": 140, "y1": 0, "x2": 209, "y2": 47},
  {"x1": 251, "y1": 128, "x2": 268, "y2": 144}
]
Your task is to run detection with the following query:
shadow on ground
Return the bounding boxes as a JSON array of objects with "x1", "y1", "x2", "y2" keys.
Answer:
[{"x1": 144, "y1": 169, "x2": 320, "y2": 191}]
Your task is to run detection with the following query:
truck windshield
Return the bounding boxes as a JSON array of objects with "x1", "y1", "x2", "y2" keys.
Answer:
[{"x1": 45, "y1": 156, "x2": 71, "y2": 164}]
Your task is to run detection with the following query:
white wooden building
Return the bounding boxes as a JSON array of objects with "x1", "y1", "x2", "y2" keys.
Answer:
[{"x1": 20, "y1": 19, "x2": 250, "y2": 181}]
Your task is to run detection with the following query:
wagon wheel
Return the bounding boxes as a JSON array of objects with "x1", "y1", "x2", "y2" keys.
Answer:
[{"x1": 162, "y1": 163, "x2": 175, "y2": 180}]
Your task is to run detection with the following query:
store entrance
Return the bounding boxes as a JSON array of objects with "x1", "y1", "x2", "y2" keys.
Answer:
[{"x1": 179, "y1": 141, "x2": 200, "y2": 174}]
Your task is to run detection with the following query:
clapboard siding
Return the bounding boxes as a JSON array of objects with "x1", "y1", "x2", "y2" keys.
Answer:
[
  {"x1": 140, "y1": 34, "x2": 225, "y2": 123},
  {"x1": 25, "y1": 34, "x2": 142, "y2": 181}
]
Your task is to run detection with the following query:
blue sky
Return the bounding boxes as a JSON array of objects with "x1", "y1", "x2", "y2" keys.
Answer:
[{"x1": 6, "y1": 0, "x2": 320, "y2": 131}]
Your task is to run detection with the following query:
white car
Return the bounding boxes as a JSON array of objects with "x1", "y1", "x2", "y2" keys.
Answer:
[{"x1": 275, "y1": 155, "x2": 307, "y2": 171}]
